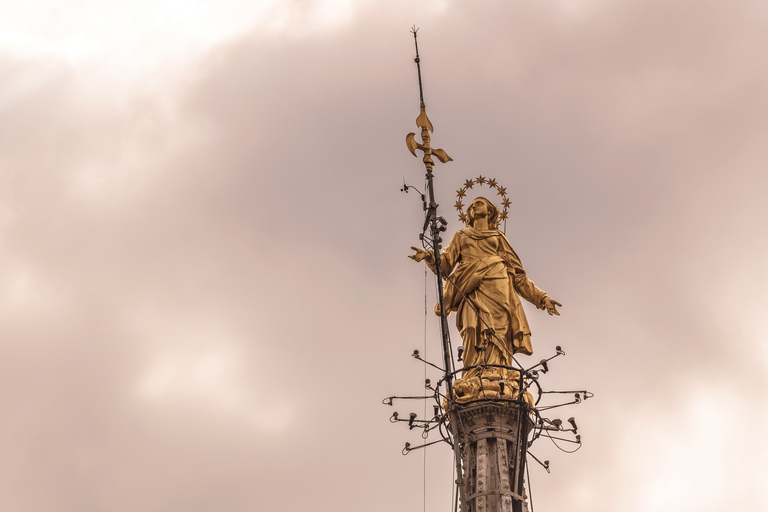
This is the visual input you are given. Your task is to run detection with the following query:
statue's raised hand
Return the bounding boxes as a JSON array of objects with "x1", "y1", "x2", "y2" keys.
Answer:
[
  {"x1": 409, "y1": 246, "x2": 437, "y2": 273},
  {"x1": 543, "y1": 297, "x2": 562, "y2": 316},
  {"x1": 409, "y1": 246, "x2": 432, "y2": 262}
]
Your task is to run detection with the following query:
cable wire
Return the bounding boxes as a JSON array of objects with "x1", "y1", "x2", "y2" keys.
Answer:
[
  {"x1": 526, "y1": 457, "x2": 534, "y2": 512},
  {"x1": 423, "y1": 261, "x2": 428, "y2": 512}
]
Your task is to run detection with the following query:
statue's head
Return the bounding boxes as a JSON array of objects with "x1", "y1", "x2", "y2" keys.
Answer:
[{"x1": 467, "y1": 197, "x2": 500, "y2": 229}]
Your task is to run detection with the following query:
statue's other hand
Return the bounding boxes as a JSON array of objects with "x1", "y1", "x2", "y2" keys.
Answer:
[
  {"x1": 408, "y1": 246, "x2": 433, "y2": 263},
  {"x1": 543, "y1": 298, "x2": 562, "y2": 316}
]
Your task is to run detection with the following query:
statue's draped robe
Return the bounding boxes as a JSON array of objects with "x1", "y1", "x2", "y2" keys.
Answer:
[{"x1": 439, "y1": 227, "x2": 547, "y2": 379}]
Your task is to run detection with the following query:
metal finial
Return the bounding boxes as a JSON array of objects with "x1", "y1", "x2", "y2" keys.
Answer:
[
  {"x1": 411, "y1": 26, "x2": 424, "y2": 106},
  {"x1": 405, "y1": 30, "x2": 451, "y2": 170}
]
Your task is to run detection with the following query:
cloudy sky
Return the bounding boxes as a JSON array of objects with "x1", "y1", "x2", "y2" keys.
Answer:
[{"x1": 2, "y1": 0, "x2": 767, "y2": 511}]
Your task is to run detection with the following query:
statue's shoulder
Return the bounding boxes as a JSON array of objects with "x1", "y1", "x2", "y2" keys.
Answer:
[
  {"x1": 450, "y1": 228, "x2": 469, "y2": 240},
  {"x1": 460, "y1": 227, "x2": 500, "y2": 240},
  {"x1": 455, "y1": 228, "x2": 481, "y2": 243}
]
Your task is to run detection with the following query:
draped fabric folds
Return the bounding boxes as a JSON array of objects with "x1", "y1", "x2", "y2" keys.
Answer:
[{"x1": 437, "y1": 227, "x2": 547, "y2": 378}]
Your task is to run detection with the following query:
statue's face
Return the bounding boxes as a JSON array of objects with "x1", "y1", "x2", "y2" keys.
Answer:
[{"x1": 468, "y1": 198, "x2": 489, "y2": 219}]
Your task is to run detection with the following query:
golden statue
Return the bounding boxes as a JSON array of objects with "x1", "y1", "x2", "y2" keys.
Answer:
[{"x1": 410, "y1": 196, "x2": 561, "y2": 403}]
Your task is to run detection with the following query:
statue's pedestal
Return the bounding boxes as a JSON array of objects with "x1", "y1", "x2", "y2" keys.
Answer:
[{"x1": 453, "y1": 402, "x2": 531, "y2": 512}]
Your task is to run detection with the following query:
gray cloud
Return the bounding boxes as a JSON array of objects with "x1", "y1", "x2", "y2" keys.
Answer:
[{"x1": 1, "y1": 1, "x2": 767, "y2": 511}]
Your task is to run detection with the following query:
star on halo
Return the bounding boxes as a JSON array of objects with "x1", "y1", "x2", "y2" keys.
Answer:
[{"x1": 455, "y1": 176, "x2": 511, "y2": 232}]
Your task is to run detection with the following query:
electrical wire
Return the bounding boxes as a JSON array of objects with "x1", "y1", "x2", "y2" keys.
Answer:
[
  {"x1": 452, "y1": 454, "x2": 458, "y2": 512},
  {"x1": 526, "y1": 457, "x2": 534, "y2": 512},
  {"x1": 423, "y1": 259, "x2": 428, "y2": 512},
  {"x1": 542, "y1": 429, "x2": 582, "y2": 454}
]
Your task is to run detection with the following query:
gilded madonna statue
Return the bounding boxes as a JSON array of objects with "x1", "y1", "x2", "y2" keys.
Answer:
[{"x1": 410, "y1": 196, "x2": 561, "y2": 403}]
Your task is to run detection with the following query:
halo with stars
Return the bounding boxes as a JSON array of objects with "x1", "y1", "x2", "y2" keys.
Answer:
[{"x1": 455, "y1": 176, "x2": 511, "y2": 233}]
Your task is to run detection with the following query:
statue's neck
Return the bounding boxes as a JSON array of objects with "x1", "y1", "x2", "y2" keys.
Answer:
[{"x1": 472, "y1": 217, "x2": 489, "y2": 230}]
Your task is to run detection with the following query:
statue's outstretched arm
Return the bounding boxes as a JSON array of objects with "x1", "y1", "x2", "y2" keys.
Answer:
[
  {"x1": 542, "y1": 297, "x2": 562, "y2": 316},
  {"x1": 409, "y1": 246, "x2": 438, "y2": 274},
  {"x1": 409, "y1": 232, "x2": 460, "y2": 276},
  {"x1": 513, "y1": 272, "x2": 562, "y2": 316}
]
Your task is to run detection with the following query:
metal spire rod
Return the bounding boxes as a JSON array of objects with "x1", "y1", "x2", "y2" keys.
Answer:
[
  {"x1": 406, "y1": 27, "x2": 464, "y2": 503},
  {"x1": 411, "y1": 26, "x2": 425, "y2": 107},
  {"x1": 406, "y1": 27, "x2": 453, "y2": 392}
]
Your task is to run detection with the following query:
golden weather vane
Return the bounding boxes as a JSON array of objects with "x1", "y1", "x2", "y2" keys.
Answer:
[{"x1": 405, "y1": 27, "x2": 453, "y2": 173}]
